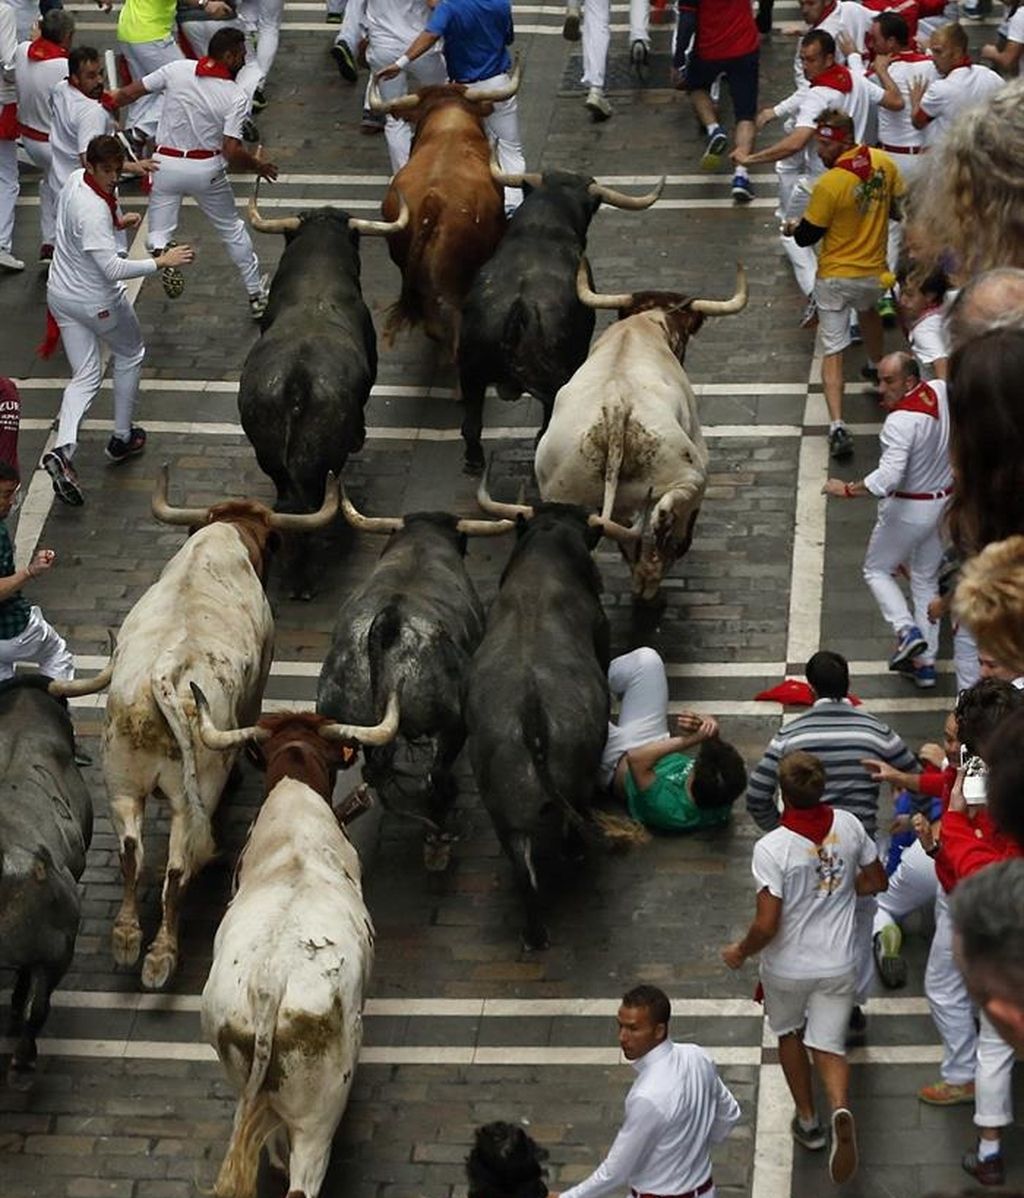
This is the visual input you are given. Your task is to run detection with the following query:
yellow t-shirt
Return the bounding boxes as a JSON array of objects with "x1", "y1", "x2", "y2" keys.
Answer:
[
  {"x1": 804, "y1": 147, "x2": 904, "y2": 279},
  {"x1": 117, "y1": 0, "x2": 177, "y2": 44}
]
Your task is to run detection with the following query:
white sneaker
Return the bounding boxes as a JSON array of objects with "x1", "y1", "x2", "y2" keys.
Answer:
[
  {"x1": 585, "y1": 87, "x2": 612, "y2": 121},
  {"x1": 0, "y1": 248, "x2": 25, "y2": 272}
]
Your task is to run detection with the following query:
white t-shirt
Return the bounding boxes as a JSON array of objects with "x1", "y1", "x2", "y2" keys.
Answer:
[
  {"x1": 13, "y1": 41, "x2": 67, "y2": 134},
  {"x1": 753, "y1": 808, "x2": 877, "y2": 980},
  {"x1": 142, "y1": 58, "x2": 247, "y2": 150},
  {"x1": 919, "y1": 62, "x2": 1004, "y2": 146},
  {"x1": 48, "y1": 79, "x2": 115, "y2": 193},
  {"x1": 47, "y1": 168, "x2": 155, "y2": 307},
  {"x1": 853, "y1": 51, "x2": 937, "y2": 148},
  {"x1": 366, "y1": 0, "x2": 435, "y2": 50},
  {"x1": 794, "y1": 70, "x2": 873, "y2": 142},
  {"x1": 909, "y1": 309, "x2": 950, "y2": 377},
  {"x1": 863, "y1": 378, "x2": 953, "y2": 497}
]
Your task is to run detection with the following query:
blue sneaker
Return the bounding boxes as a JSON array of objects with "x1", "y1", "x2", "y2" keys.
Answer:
[
  {"x1": 913, "y1": 663, "x2": 937, "y2": 689},
  {"x1": 701, "y1": 125, "x2": 728, "y2": 171},
  {"x1": 731, "y1": 173, "x2": 754, "y2": 203},
  {"x1": 889, "y1": 625, "x2": 928, "y2": 670}
]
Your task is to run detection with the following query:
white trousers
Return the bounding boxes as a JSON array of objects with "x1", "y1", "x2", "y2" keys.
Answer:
[
  {"x1": 600, "y1": 647, "x2": 669, "y2": 788},
  {"x1": 926, "y1": 889, "x2": 977, "y2": 1085},
  {"x1": 238, "y1": 0, "x2": 285, "y2": 88},
  {"x1": 975, "y1": 1010, "x2": 1015, "y2": 1128},
  {"x1": 334, "y1": 0, "x2": 364, "y2": 49},
  {"x1": 367, "y1": 39, "x2": 447, "y2": 173},
  {"x1": 48, "y1": 289, "x2": 145, "y2": 451},
  {"x1": 579, "y1": 0, "x2": 649, "y2": 89},
  {"x1": 0, "y1": 136, "x2": 17, "y2": 253},
  {"x1": 873, "y1": 839, "x2": 938, "y2": 933},
  {"x1": 146, "y1": 154, "x2": 262, "y2": 294},
  {"x1": 863, "y1": 497, "x2": 947, "y2": 663},
  {"x1": 0, "y1": 606, "x2": 74, "y2": 682},
  {"x1": 776, "y1": 149, "x2": 822, "y2": 298},
  {"x1": 21, "y1": 136, "x2": 55, "y2": 244},
  {"x1": 119, "y1": 35, "x2": 184, "y2": 141},
  {"x1": 954, "y1": 621, "x2": 981, "y2": 694},
  {"x1": 474, "y1": 72, "x2": 525, "y2": 213}
]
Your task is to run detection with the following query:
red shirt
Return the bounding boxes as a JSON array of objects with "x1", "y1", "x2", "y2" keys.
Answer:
[
  {"x1": 0, "y1": 377, "x2": 20, "y2": 475},
  {"x1": 696, "y1": 0, "x2": 759, "y2": 61},
  {"x1": 936, "y1": 806, "x2": 1024, "y2": 893}
]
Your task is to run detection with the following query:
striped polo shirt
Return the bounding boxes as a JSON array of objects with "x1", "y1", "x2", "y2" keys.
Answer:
[{"x1": 745, "y1": 698, "x2": 917, "y2": 838}]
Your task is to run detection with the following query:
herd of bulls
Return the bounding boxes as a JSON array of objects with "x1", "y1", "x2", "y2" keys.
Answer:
[{"x1": 0, "y1": 68, "x2": 749, "y2": 1198}]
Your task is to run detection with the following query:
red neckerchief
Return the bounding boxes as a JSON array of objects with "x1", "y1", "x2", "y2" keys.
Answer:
[
  {"x1": 892, "y1": 379, "x2": 940, "y2": 418},
  {"x1": 890, "y1": 49, "x2": 931, "y2": 63},
  {"x1": 811, "y1": 63, "x2": 853, "y2": 93},
  {"x1": 195, "y1": 57, "x2": 233, "y2": 80},
  {"x1": 28, "y1": 37, "x2": 68, "y2": 61},
  {"x1": 82, "y1": 170, "x2": 126, "y2": 230},
  {"x1": 833, "y1": 144, "x2": 874, "y2": 181},
  {"x1": 780, "y1": 803, "x2": 835, "y2": 845},
  {"x1": 911, "y1": 302, "x2": 945, "y2": 331},
  {"x1": 946, "y1": 58, "x2": 973, "y2": 73}
]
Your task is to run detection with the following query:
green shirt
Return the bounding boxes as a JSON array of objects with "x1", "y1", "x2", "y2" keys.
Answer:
[
  {"x1": 0, "y1": 521, "x2": 30, "y2": 641},
  {"x1": 118, "y1": 0, "x2": 178, "y2": 45},
  {"x1": 624, "y1": 751, "x2": 732, "y2": 833}
]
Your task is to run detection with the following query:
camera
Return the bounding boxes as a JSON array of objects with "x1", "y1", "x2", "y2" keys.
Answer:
[{"x1": 959, "y1": 745, "x2": 988, "y2": 805}]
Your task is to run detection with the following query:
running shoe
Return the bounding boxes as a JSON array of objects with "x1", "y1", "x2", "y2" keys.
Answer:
[
  {"x1": 41, "y1": 448, "x2": 84, "y2": 506},
  {"x1": 630, "y1": 39, "x2": 649, "y2": 80},
  {"x1": 889, "y1": 624, "x2": 928, "y2": 670},
  {"x1": 731, "y1": 173, "x2": 754, "y2": 203},
  {"x1": 918, "y1": 1080, "x2": 975, "y2": 1106},
  {"x1": 331, "y1": 38, "x2": 358, "y2": 81},
  {"x1": 962, "y1": 1146, "x2": 1005, "y2": 1186},
  {"x1": 791, "y1": 1116, "x2": 827, "y2": 1151},
  {"x1": 799, "y1": 295, "x2": 819, "y2": 328},
  {"x1": 158, "y1": 241, "x2": 185, "y2": 299},
  {"x1": 105, "y1": 426, "x2": 147, "y2": 464},
  {"x1": 829, "y1": 1109, "x2": 858, "y2": 1185},
  {"x1": 585, "y1": 87, "x2": 613, "y2": 121},
  {"x1": 700, "y1": 125, "x2": 728, "y2": 171},
  {"x1": 828, "y1": 425, "x2": 854, "y2": 460},
  {"x1": 913, "y1": 663, "x2": 937, "y2": 689},
  {"x1": 562, "y1": 4, "x2": 581, "y2": 40},
  {"x1": 873, "y1": 925, "x2": 907, "y2": 988}
]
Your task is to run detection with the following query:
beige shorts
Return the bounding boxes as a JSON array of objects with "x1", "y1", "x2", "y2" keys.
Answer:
[
  {"x1": 815, "y1": 275, "x2": 884, "y2": 355},
  {"x1": 761, "y1": 968, "x2": 856, "y2": 1055}
]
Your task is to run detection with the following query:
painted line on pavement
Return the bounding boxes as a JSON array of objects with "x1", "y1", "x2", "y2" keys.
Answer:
[{"x1": 751, "y1": 1064, "x2": 793, "y2": 1198}]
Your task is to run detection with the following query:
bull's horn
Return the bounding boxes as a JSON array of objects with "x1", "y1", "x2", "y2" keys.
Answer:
[
  {"x1": 349, "y1": 190, "x2": 410, "y2": 237},
  {"x1": 588, "y1": 513, "x2": 642, "y2": 544},
  {"x1": 476, "y1": 463, "x2": 533, "y2": 520},
  {"x1": 248, "y1": 171, "x2": 301, "y2": 234},
  {"x1": 190, "y1": 682, "x2": 270, "y2": 751},
  {"x1": 588, "y1": 176, "x2": 665, "y2": 210},
  {"x1": 49, "y1": 662, "x2": 112, "y2": 698},
  {"x1": 454, "y1": 516, "x2": 516, "y2": 536},
  {"x1": 341, "y1": 489, "x2": 404, "y2": 534},
  {"x1": 268, "y1": 474, "x2": 340, "y2": 532},
  {"x1": 489, "y1": 152, "x2": 542, "y2": 191},
  {"x1": 463, "y1": 55, "x2": 521, "y2": 103},
  {"x1": 368, "y1": 74, "x2": 420, "y2": 115},
  {"x1": 690, "y1": 264, "x2": 748, "y2": 315},
  {"x1": 320, "y1": 692, "x2": 400, "y2": 747},
  {"x1": 151, "y1": 462, "x2": 209, "y2": 527},
  {"x1": 576, "y1": 258, "x2": 633, "y2": 310}
]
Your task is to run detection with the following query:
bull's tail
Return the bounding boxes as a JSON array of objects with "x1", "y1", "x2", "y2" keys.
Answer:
[
  {"x1": 384, "y1": 192, "x2": 445, "y2": 344},
  {"x1": 600, "y1": 406, "x2": 627, "y2": 523},
  {"x1": 213, "y1": 962, "x2": 286, "y2": 1198},
  {"x1": 151, "y1": 657, "x2": 216, "y2": 871}
]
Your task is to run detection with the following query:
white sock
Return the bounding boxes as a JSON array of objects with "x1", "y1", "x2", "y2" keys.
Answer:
[
  {"x1": 798, "y1": 1113, "x2": 819, "y2": 1132},
  {"x1": 829, "y1": 420, "x2": 845, "y2": 433},
  {"x1": 734, "y1": 164, "x2": 749, "y2": 180},
  {"x1": 705, "y1": 122, "x2": 721, "y2": 136},
  {"x1": 978, "y1": 1139, "x2": 1001, "y2": 1161}
]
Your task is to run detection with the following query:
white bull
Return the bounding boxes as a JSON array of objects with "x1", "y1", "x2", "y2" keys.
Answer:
[
  {"x1": 102, "y1": 467, "x2": 337, "y2": 990},
  {"x1": 535, "y1": 263, "x2": 748, "y2": 601},
  {"x1": 193, "y1": 689, "x2": 399, "y2": 1198}
]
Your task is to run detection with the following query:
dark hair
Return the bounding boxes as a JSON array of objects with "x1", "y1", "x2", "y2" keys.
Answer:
[
  {"x1": 951, "y1": 858, "x2": 1024, "y2": 998},
  {"x1": 85, "y1": 134, "x2": 125, "y2": 170},
  {"x1": 41, "y1": 7, "x2": 74, "y2": 42},
  {"x1": 0, "y1": 460, "x2": 19, "y2": 485},
  {"x1": 955, "y1": 678, "x2": 1024, "y2": 759},
  {"x1": 874, "y1": 11, "x2": 909, "y2": 45},
  {"x1": 946, "y1": 329, "x2": 1024, "y2": 556},
  {"x1": 209, "y1": 27, "x2": 246, "y2": 57},
  {"x1": 778, "y1": 751, "x2": 826, "y2": 809},
  {"x1": 802, "y1": 29, "x2": 836, "y2": 57},
  {"x1": 917, "y1": 265, "x2": 951, "y2": 304},
  {"x1": 621, "y1": 984, "x2": 671, "y2": 1026},
  {"x1": 690, "y1": 737, "x2": 747, "y2": 810},
  {"x1": 68, "y1": 45, "x2": 100, "y2": 77},
  {"x1": 805, "y1": 650, "x2": 849, "y2": 700},
  {"x1": 466, "y1": 1123, "x2": 548, "y2": 1198},
  {"x1": 985, "y1": 709, "x2": 1024, "y2": 848}
]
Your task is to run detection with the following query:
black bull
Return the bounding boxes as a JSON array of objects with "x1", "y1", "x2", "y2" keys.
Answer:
[
  {"x1": 465, "y1": 504, "x2": 612, "y2": 950},
  {"x1": 0, "y1": 677, "x2": 93, "y2": 1086},
  {"x1": 457, "y1": 169, "x2": 664, "y2": 474}
]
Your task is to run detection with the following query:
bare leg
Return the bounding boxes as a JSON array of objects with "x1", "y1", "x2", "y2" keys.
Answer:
[
  {"x1": 735, "y1": 118, "x2": 754, "y2": 156},
  {"x1": 690, "y1": 89, "x2": 717, "y2": 128},
  {"x1": 822, "y1": 351, "x2": 845, "y2": 423},
  {"x1": 778, "y1": 1031, "x2": 816, "y2": 1121},
  {"x1": 858, "y1": 306, "x2": 884, "y2": 365},
  {"x1": 811, "y1": 1047, "x2": 850, "y2": 1112}
]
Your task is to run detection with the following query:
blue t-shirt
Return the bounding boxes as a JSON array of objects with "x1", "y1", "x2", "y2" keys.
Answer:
[{"x1": 426, "y1": 0, "x2": 513, "y2": 83}]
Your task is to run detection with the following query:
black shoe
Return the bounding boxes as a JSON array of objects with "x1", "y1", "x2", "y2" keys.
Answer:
[
  {"x1": 962, "y1": 1146, "x2": 1005, "y2": 1186},
  {"x1": 828, "y1": 425, "x2": 854, "y2": 460},
  {"x1": 630, "y1": 39, "x2": 649, "y2": 80},
  {"x1": 860, "y1": 362, "x2": 879, "y2": 386},
  {"x1": 755, "y1": 0, "x2": 774, "y2": 33},
  {"x1": 845, "y1": 1004, "x2": 867, "y2": 1048},
  {"x1": 873, "y1": 927, "x2": 907, "y2": 989},
  {"x1": 105, "y1": 426, "x2": 147, "y2": 463},
  {"x1": 331, "y1": 38, "x2": 358, "y2": 81},
  {"x1": 251, "y1": 86, "x2": 267, "y2": 113},
  {"x1": 241, "y1": 117, "x2": 260, "y2": 144},
  {"x1": 41, "y1": 448, "x2": 84, "y2": 506},
  {"x1": 156, "y1": 240, "x2": 185, "y2": 299},
  {"x1": 562, "y1": 5, "x2": 581, "y2": 40}
]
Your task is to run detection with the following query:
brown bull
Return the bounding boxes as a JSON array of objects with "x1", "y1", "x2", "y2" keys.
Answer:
[{"x1": 370, "y1": 62, "x2": 521, "y2": 356}]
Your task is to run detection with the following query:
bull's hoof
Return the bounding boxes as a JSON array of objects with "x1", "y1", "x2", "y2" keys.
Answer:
[
  {"x1": 111, "y1": 920, "x2": 143, "y2": 967},
  {"x1": 7, "y1": 1060, "x2": 36, "y2": 1092},
  {"x1": 140, "y1": 944, "x2": 178, "y2": 991}
]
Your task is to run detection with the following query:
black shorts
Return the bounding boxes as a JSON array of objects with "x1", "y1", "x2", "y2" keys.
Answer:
[{"x1": 684, "y1": 49, "x2": 760, "y2": 122}]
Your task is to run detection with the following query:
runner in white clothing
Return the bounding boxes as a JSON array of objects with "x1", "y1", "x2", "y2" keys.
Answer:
[
  {"x1": 111, "y1": 27, "x2": 277, "y2": 315},
  {"x1": 0, "y1": 2, "x2": 21, "y2": 271},
  {"x1": 13, "y1": 8, "x2": 74, "y2": 262},
  {"x1": 910, "y1": 23, "x2": 1004, "y2": 148},
  {"x1": 723, "y1": 750, "x2": 886, "y2": 1185},
  {"x1": 823, "y1": 351, "x2": 954, "y2": 689},
  {"x1": 981, "y1": 5, "x2": 1024, "y2": 77},
  {"x1": 39, "y1": 136, "x2": 193, "y2": 506},
  {"x1": 558, "y1": 0, "x2": 651, "y2": 122},
  {"x1": 551, "y1": 984, "x2": 740, "y2": 1198}
]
